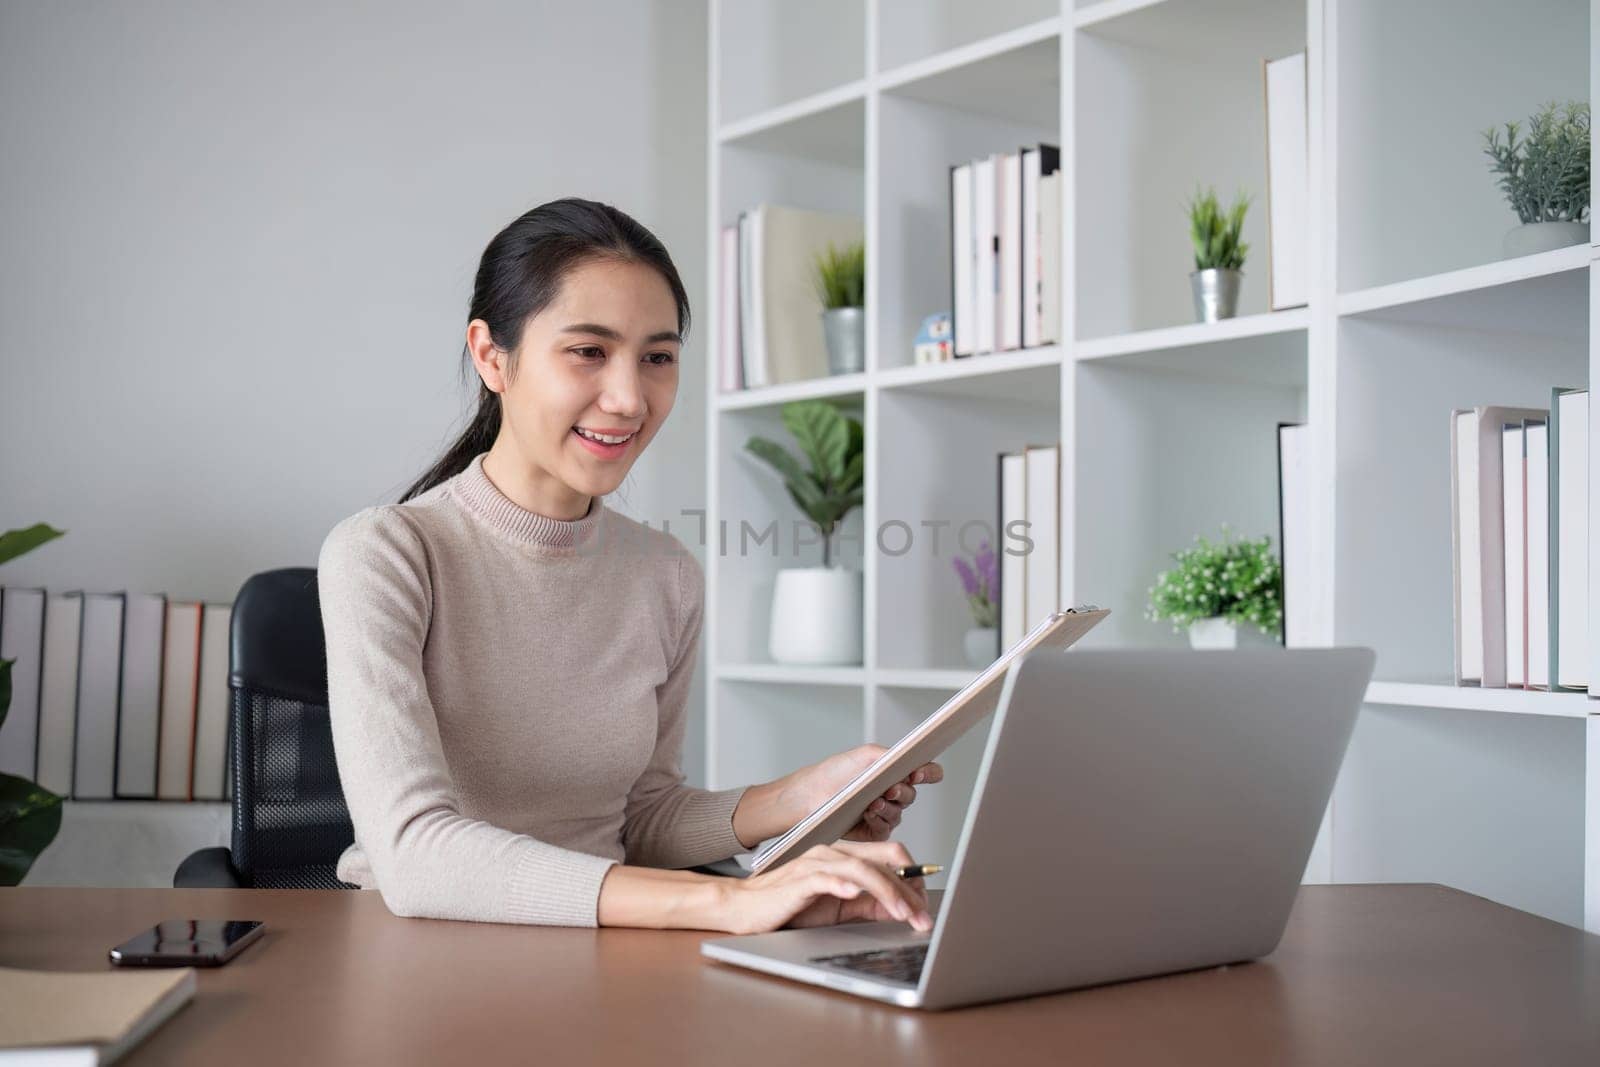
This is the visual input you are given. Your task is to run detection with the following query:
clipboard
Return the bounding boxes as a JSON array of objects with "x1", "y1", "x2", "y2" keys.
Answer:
[{"x1": 748, "y1": 605, "x2": 1110, "y2": 874}]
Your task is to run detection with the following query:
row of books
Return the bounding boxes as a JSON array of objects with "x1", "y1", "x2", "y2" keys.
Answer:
[
  {"x1": 950, "y1": 144, "x2": 1061, "y2": 357},
  {"x1": 1450, "y1": 389, "x2": 1590, "y2": 690},
  {"x1": 0, "y1": 589, "x2": 234, "y2": 801},
  {"x1": 718, "y1": 203, "x2": 864, "y2": 392},
  {"x1": 996, "y1": 443, "x2": 1062, "y2": 649}
]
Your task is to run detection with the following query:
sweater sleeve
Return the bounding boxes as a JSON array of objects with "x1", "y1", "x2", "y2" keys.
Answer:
[
  {"x1": 318, "y1": 508, "x2": 619, "y2": 926},
  {"x1": 620, "y1": 550, "x2": 749, "y2": 868}
]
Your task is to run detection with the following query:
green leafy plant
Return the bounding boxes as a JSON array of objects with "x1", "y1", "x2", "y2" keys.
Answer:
[
  {"x1": 744, "y1": 400, "x2": 864, "y2": 568},
  {"x1": 0, "y1": 522, "x2": 66, "y2": 886},
  {"x1": 1186, "y1": 187, "x2": 1251, "y2": 271},
  {"x1": 1146, "y1": 526, "x2": 1282, "y2": 639},
  {"x1": 811, "y1": 240, "x2": 865, "y2": 309},
  {"x1": 1482, "y1": 100, "x2": 1591, "y2": 224}
]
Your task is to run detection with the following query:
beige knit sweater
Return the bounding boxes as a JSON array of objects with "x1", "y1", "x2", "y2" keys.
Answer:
[{"x1": 317, "y1": 453, "x2": 747, "y2": 926}]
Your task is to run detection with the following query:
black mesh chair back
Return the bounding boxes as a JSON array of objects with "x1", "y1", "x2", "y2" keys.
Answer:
[{"x1": 229, "y1": 567, "x2": 356, "y2": 889}]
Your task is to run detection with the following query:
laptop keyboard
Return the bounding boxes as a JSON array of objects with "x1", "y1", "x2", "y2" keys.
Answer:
[{"x1": 810, "y1": 943, "x2": 929, "y2": 985}]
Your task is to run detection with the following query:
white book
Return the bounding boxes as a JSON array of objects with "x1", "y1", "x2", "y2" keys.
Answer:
[
  {"x1": 1451, "y1": 409, "x2": 1482, "y2": 684},
  {"x1": 1023, "y1": 444, "x2": 1061, "y2": 633},
  {"x1": 999, "y1": 452, "x2": 1028, "y2": 652},
  {"x1": 157, "y1": 601, "x2": 203, "y2": 801},
  {"x1": 951, "y1": 162, "x2": 975, "y2": 356},
  {"x1": 718, "y1": 224, "x2": 742, "y2": 393},
  {"x1": 72, "y1": 592, "x2": 124, "y2": 800},
  {"x1": 191, "y1": 603, "x2": 232, "y2": 801},
  {"x1": 974, "y1": 156, "x2": 996, "y2": 355},
  {"x1": 1526, "y1": 422, "x2": 1550, "y2": 689},
  {"x1": 1471, "y1": 405, "x2": 1546, "y2": 687},
  {"x1": 1039, "y1": 171, "x2": 1062, "y2": 346},
  {"x1": 1552, "y1": 388, "x2": 1588, "y2": 690},
  {"x1": 757, "y1": 204, "x2": 863, "y2": 384},
  {"x1": 1502, "y1": 424, "x2": 1526, "y2": 688},
  {"x1": 738, "y1": 208, "x2": 766, "y2": 390},
  {"x1": 1278, "y1": 424, "x2": 1312, "y2": 647},
  {"x1": 116, "y1": 593, "x2": 166, "y2": 798},
  {"x1": 0, "y1": 587, "x2": 46, "y2": 781},
  {"x1": 1263, "y1": 51, "x2": 1310, "y2": 310},
  {"x1": 36, "y1": 592, "x2": 83, "y2": 796},
  {"x1": 998, "y1": 151, "x2": 1022, "y2": 351}
]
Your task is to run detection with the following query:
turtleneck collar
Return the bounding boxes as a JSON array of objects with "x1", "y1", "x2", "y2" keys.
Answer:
[{"x1": 449, "y1": 453, "x2": 605, "y2": 551}]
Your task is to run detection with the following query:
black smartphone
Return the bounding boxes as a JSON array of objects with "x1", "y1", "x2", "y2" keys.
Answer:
[{"x1": 108, "y1": 919, "x2": 265, "y2": 967}]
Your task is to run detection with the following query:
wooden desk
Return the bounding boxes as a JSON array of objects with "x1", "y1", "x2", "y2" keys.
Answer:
[{"x1": 3, "y1": 884, "x2": 1596, "y2": 1065}]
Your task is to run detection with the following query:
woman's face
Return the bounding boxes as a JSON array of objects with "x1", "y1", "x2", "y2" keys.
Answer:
[{"x1": 468, "y1": 256, "x2": 681, "y2": 518}]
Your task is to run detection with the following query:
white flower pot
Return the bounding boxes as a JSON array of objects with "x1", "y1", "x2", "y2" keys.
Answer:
[
  {"x1": 1501, "y1": 220, "x2": 1589, "y2": 258},
  {"x1": 768, "y1": 567, "x2": 862, "y2": 665},
  {"x1": 1188, "y1": 616, "x2": 1239, "y2": 650},
  {"x1": 963, "y1": 626, "x2": 998, "y2": 668}
]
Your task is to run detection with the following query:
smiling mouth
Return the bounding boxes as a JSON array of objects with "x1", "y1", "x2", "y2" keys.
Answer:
[{"x1": 573, "y1": 426, "x2": 638, "y2": 445}]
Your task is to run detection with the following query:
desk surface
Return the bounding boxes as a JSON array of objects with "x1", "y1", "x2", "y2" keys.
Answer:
[{"x1": 3, "y1": 884, "x2": 1597, "y2": 1065}]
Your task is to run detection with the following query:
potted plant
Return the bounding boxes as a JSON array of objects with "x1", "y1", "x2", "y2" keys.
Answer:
[
  {"x1": 745, "y1": 399, "x2": 865, "y2": 665},
  {"x1": 1146, "y1": 526, "x2": 1283, "y2": 650},
  {"x1": 813, "y1": 240, "x2": 865, "y2": 376},
  {"x1": 1186, "y1": 187, "x2": 1251, "y2": 323},
  {"x1": 1483, "y1": 100, "x2": 1590, "y2": 257},
  {"x1": 1, "y1": 523, "x2": 66, "y2": 885},
  {"x1": 952, "y1": 540, "x2": 999, "y2": 667}
]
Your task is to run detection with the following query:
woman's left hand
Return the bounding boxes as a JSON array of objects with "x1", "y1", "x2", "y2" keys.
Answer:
[{"x1": 780, "y1": 744, "x2": 943, "y2": 842}]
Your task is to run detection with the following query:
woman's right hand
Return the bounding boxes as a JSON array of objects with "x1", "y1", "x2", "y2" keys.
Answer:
[{"x1": 720, "y1": 840, "x2": 933, "y2": 936}]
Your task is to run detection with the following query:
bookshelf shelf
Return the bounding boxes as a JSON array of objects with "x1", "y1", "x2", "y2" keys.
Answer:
[
  {"x1": 715, "y1": 371, "x2": 866, "y2": 411},
  {"x1": 1365, "y1": 681, "x2": 1595, "y2": 720},
  {"x1": 707, "y1": 0, "x2": 1599, "y2": 934}
]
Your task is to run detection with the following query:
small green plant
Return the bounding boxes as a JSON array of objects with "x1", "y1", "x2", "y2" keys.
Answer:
[
  {"x1": 811, "y1": 240, "x2": 865, "y2": 309},
  {"x1": 1, "y1": 522, "x2": 66, "y2": 886},
  {"x1": 1482, "y1": 100, "x2": 1591, "y2": 224},
  {"x1": 1146, "y1": 526, "x2": 1282, "y2": 639},
  {"x1": 744, "y1": 400, "x2": 864, "y2": 567},
  {"x1": 1186, "y1": 187, "x2": 1251, "y2": 271}
]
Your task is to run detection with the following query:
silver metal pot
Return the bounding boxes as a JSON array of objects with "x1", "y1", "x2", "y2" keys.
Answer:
[
  {"x1": 821, "y1": 306, "x2": 865, "y2": 375},
  {"x1": 1190, "y1": 268, "x2": 1242, "y2": 323}
]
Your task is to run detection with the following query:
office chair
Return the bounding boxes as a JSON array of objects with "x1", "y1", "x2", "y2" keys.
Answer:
[
  {"x1": 174, "y1": 567, "x2": 744, "y2": 890},
  {"x1": 174, "y1": 567, "x2": 358, "y2": 889}
]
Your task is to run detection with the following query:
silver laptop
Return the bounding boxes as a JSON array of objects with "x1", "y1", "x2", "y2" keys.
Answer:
[{"x1": 701, "y1": 646, "x2": 1376, "y2": 1011}]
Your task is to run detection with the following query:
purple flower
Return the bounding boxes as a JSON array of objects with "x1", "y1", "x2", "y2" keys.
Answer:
[
  {"x1": 974, "y1": 540, "x2": 997, "y2": 597},
  {"x1": 952, "y1": 555, "x2": 979, "y2": 597}
]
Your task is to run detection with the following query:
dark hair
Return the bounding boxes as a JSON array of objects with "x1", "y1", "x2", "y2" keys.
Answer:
[{"x1": 399, "y1": 197, "x2": 692, "y2": 503}]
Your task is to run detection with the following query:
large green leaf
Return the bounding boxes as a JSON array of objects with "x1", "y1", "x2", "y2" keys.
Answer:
[
  {"x1": 838, "y1": 451, "x2": 864, "y2": 495},
  {"x1": 0, "y1": 658, "x2": 11, "y2": 734},
  {"x1": 0, "y1": 524, "x2": 65, "y2": 566},
  {"x1": 745, "y1": 436, "x2": 810, "y2": 488},
  {"x1": 0, "y1": 772, "x2": 63, "y2": 887},
  {"x1": 782, "y1": 401, "x2": 850, "y2": 487}
]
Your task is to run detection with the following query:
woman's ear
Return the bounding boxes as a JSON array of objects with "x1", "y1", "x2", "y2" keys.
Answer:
[{"x1": 466, "y1": 319, "x2": 509, "y2": 394}]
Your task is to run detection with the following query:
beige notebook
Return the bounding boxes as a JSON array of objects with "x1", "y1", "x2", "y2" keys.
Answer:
[
  {"x1": 749, "y1": 606, "x2": 1110, "y2": 873},
  {"x1": 0, "y1": 965, "x2": 195, "y2": 1064}
]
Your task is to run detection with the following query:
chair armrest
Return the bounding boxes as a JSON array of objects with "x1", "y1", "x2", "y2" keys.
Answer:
[{"x1": 175, "y1": 846, "x2": 244, "y2": 888}]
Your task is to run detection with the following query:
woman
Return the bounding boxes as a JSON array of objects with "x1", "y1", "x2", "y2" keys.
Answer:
[{"x1": 318, "y1": 197, "x2": 941, "y2": 934}]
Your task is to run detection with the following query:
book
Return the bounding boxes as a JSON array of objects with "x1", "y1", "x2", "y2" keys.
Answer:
[
  {"x1": 1022, "y1": 145, "x2": 1061, "y2": 348},
  {"x1": 998, "y1": 451, "x2": 1028, "y2": 652},
  {"x1": 191, "y1": 602, "x2": 232, "y2": 801},
  {"x1": 1278, "y1": 423, "x2": 1312, "y2": 647},
  {"x1": 737, "y1": 208, "x2": 764, "y2": 389},
  {"x1": 72, "y1": 592, "x2": 125, "y2": 800},
  {"x1": 1023, "y1": 443, "x2": 1061, "y2": 632},
  {"x1": 717, "y1": 223, "x2": 743, "y2": 393},
  {"x1": 157, "y1": 601, "x2": 203, "y2": 801},
  {"x1": 1550, "y1": 387, "x2": 1588, "y2": 691},
  {"x1": 1451, "y1": 405, "x2": 1546, "y2": 687},
  {"x1": 1263, "y1": 51, "x2": 1310, "y2": 310},
  {"x1": 115, "y1": 593, "x2": 166, "y2": 798},
  {"x1": 974, "y1": 155, "x2": 997, "y2": 355},
  {"x1": 0, "y1": 587, "x2": 46, "y2": 781},
  {"x1": 36, "y1": 591, "x2": 84, "y2": 796},
  {"x1": 0, "y1": 964, "x2": 195, "y2": 1064},
  {"x1": 1525, "y1": 421, "x2": 1550, "y2": 689},
  {"x1": 1038, "y1": 170, "x2": 1062, "y2": 346},
  {"x1": 998, "y1": 150, "x2": 1022, "y2": 351},
  {"x1": 950, "y1": 161, "x2": 975, "y2": 357},
  {"x1": 1501, "y1": 423, "x2": 1527, "y2": 688},
  {"x1": 751, "y1": 204, "x2": 863, "y2": 385}
]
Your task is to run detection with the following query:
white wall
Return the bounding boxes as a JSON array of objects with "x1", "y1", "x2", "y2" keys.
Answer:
[{"x1": 0, "y1": 0, "x2": 712, "y2": 785}]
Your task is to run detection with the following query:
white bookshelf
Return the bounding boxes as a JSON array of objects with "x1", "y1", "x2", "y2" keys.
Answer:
[{"x1": 704, "y1": 0, "x2": 1598, "y2": 932}]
